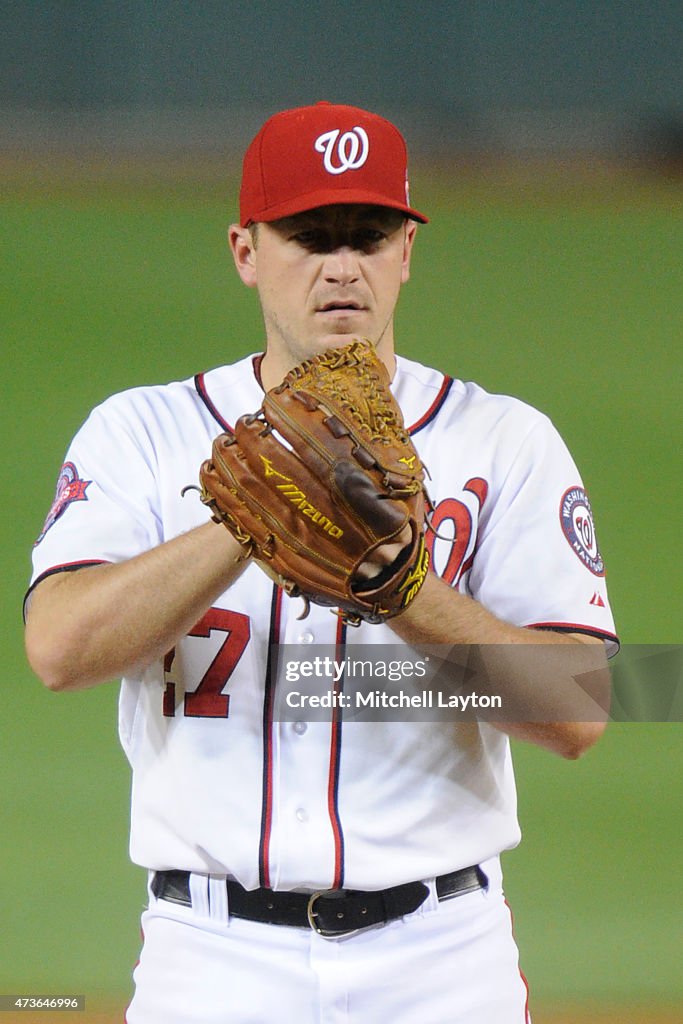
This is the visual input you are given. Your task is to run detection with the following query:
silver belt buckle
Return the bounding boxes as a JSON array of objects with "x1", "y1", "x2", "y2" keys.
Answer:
[{"x1": 306, "y1": 891, "x2": 361, "y2": 939}]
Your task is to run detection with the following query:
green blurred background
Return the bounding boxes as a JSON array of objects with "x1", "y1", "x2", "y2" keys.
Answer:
[
  {"x1": 2, "y1": 164, "x2": 681, "y2": 1018},
  {"x1": 2, "y1": 2, "x2": 682, "y2": 1018}
]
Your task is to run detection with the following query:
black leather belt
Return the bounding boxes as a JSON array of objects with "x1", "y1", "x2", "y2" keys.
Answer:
[{"x1": 151, "y1": 865, "x2": 487, "y2": 937}]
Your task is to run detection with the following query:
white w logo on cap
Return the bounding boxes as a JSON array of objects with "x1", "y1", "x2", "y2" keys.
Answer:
[{"x1": 314, "y1": 127, "x2": 370, "y2": 175}]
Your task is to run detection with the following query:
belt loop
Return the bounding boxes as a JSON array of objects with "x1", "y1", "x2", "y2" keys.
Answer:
[
  {"x1": 208, "y1": 875, "x2": 230, "y2": 927},
  {"x1": 189, "y1": 872, "x2": 210, "y2": 917},
  {"x1": 421, "y1": 877, "x2": 440, "y2": 915}
]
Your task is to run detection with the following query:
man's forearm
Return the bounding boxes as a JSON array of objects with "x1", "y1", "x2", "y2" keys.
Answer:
[
  {"x1": 25, "y1": 522, "x2": 248, "y2": 692},
  {"x1": 390, "y1": 572, "x2": 610, "y2": 758}
]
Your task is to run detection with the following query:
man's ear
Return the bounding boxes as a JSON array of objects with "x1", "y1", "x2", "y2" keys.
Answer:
[
  {"x1": 401, "y1": 220, "x2": 418, "y2": 285},
  {"x1": 228, "y1": 224, "x2": 258, "y2": 288}
]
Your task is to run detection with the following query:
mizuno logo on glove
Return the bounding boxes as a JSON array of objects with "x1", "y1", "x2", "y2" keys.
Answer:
[{"x1": 260, "y1": 456, "x2": 344, "y2": 539}]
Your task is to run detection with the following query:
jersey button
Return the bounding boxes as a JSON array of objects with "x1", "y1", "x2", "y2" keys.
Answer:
[
  {"x1": 298, "y1": 630, "x2": 314, "y2": 643},
  {"x1": 295, "y1": 807, "x2": 308, "y2": 823},
  {"x1": 293, "y1": 721, "x2": 308, "y2": 735}
]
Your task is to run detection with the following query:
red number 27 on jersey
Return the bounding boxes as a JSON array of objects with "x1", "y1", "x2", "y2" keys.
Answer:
[{"x1": 163, "y1": 608, "x2": 251, "y2": 718}]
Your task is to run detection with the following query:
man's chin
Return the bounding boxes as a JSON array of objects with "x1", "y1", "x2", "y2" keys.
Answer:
[{"x1": 316, "y1": 332, "x2": 371, "y2": 351}]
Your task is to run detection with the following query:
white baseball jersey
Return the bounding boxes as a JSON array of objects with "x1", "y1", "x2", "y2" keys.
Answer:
[{"x1": 29, "y1": 352, "x2": 617, "y2": 893}]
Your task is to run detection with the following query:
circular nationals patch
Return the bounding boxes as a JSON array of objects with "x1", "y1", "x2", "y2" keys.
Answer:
[{"x1": 560, "y1": 486, "x2": 604, "y2": 576}]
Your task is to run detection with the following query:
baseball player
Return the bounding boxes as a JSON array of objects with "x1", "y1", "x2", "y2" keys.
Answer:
[{"x1": 25, "y1": 102, "x2": 618, "y2": 1023}]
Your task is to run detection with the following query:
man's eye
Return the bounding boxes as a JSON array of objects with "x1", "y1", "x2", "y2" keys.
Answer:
[
  {"x1": 292, "y1": 231, "x2": 322, "y2": 247},
  {"x1": 353, "y1": 230, "x2": 385, "y2": 248}
]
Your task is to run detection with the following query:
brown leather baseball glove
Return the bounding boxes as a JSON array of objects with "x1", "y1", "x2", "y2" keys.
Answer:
[{"x1": 199, "y1": 339, "x2": 430, "y2": 625}]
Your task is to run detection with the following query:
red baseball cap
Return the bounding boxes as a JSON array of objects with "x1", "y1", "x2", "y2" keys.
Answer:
[{"x1": 239, "y1": 101, "x2": 428, "y2": 227}]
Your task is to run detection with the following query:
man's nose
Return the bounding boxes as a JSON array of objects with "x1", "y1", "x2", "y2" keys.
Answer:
[{"x1": 322, "y1": 246, "x2": 361, "y2": 284}]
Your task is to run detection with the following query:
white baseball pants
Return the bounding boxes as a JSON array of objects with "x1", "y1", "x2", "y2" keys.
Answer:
[{"x1": 126, "y1": 857, "x2": 531, "y2": 1023}]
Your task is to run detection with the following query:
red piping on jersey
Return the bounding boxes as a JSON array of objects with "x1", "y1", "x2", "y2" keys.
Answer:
[
  {"x1": 194, "y1": 356, "x2": 265, "y2": 433},
  {"x1": 504, "y1": 898, "x2": 532, "y2": 1023},
  {"x1": 258, "y1": 585, "x2": 283, "y2": 888},
  {"x1": 124, "y1": 922, "x2": 145, "y2": 1023},
  {"x1": 327, "y1": 616, "x2": 347, "y2": 889},
  {"x1": 252, "y1": 353, "x2": 265, "y2": 391},
  {"x1": 23, "y1": 560, "x2": 109, "y2": 622},
  {"x1": 408, "y1": 374, "x2": 454, "y2": 435},
  {"x1": 528, "y1": 622, "x2": 619, "y2": 648},
  {"x1": 197, "y1": 363, "x2": 453, "y2": 438},
  {"x1": 194, "y1": 372, "x2": 234, "y2": 433}
]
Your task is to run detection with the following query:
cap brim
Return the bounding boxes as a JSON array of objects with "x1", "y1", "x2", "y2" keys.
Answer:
[{"x1": 242, "y1": 187, "x2": 428, "y2": 226}]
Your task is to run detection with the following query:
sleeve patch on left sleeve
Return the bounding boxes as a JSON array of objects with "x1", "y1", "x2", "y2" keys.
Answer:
[{"x1": 559, "y1": 486, "x2": 605, "y2": 577}]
